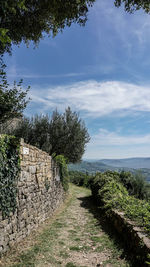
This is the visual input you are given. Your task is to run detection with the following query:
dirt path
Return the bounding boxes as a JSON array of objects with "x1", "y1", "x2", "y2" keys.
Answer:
[{"x1": 0, "y1": 185, "x2": 130, "y2": 267}]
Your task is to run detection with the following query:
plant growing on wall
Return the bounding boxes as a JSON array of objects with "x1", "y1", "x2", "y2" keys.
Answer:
[
  {"x1": 0, "y1": 135, "x2": 20, "y2": 218},
  {"x1": 54, "y1": 155, "x2": 69, "y2": 192}
]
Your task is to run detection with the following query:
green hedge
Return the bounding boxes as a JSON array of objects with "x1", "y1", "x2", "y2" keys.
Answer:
[
  {"x1": 0, "y1": 135, "x2": 20, "y2": 218},
  {"x1": 69, "y1": 170, "x2": 93, "y2": 188},
  {"x1": 91, "y1": 171, "x2": 150, "y2": 236}
]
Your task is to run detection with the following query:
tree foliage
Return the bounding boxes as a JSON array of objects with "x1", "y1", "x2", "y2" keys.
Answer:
[
  {"x1": 49, "y1": 107, "x2": 90, "y2": 162},
  {"x1": 8, "y1": 107, "x2": 90, "y2": 163},
  {"x1": 69, "y1": 170, "x2": 93, "y2": 188},
  {"x1": 0, "y1": 57, "x2": 29, "y2": 128},
  {"x1": 8, "y1": 115, "x2": 51, "y2": 153},
  {"x1": 114, "y1": 0, "x2": 150, "y2": 13},
  {"x1": 119, "y1": 170, "x2": 150, "y2": 200},
  {"x1": 0, "y1": 0, "x2": 95, "y2": 54}
]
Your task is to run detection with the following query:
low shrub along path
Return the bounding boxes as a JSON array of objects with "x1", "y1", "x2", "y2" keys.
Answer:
[{"x1": 0, "y1": 184, "x2": 131, "y2": 267}]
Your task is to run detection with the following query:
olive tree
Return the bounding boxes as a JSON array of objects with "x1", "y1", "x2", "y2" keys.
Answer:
[{"x1": 9, "y1": 107, "x2": 90, "y2": 163}]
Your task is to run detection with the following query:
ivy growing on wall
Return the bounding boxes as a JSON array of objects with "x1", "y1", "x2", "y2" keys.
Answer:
[
  {"x1": 54, "y1": 155, "x2": 69, "y2": 192},
  {"x1": 0, "y1": 135, "x2": 20, "y2": 219}
]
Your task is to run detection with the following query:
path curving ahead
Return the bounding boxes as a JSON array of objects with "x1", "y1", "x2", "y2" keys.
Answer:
[{"x1": 1, "y1": 185, "x2": 130, "y2": 267}]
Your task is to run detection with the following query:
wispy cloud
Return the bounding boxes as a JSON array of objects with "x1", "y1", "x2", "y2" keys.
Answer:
[
  {"x1": 29, "y1": 80, "x2": 150, "y2": 117},
  {"x1": 91, "y1": 128, "x2": 150, "y2": 146},
  {"x1": 91, "y1": 0, "x2": 150, "y2": 47},
  {"x1": 7, "y1": 70, "x2": 86, "y2": 79},
  {"x1": 88, "y1": 0, "x2": 150, "y2": 75}
]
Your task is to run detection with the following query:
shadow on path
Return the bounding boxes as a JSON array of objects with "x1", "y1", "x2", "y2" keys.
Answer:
[{"x1": 78, "y1": 195, "x2": 140, "y2": 267}]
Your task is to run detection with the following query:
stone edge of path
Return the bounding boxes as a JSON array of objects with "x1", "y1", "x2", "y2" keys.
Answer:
[{"x1": 110, "y1": 209, "x2": 150, "y2": 266}]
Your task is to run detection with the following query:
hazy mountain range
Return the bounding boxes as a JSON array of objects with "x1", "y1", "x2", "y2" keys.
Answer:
[
  {"x1": 68, "y1": 158, "x2": 150, "y2": 182},
  {"x1": 97, "y1": 158, "x2": 150, "y2": 169}
]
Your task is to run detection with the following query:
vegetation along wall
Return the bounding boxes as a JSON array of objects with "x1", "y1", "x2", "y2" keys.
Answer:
[
  {"x1": 91, "y1": 171, "x2": 150, "y2": 266},
  {"x1": 0, "y1": 136, "x2": 65, "y2": 254}
]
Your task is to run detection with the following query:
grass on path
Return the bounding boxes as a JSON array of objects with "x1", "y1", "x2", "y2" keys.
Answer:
[{"x1": 0, "y1": 184, "x2": 131, "y2": 267}]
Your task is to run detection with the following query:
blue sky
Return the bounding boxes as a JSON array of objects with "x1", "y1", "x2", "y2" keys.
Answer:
[{"x1": 4, "y1": 0, "x2": 150, "y2": 159}]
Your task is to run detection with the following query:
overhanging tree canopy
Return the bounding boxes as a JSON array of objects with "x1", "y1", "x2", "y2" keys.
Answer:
[
  {"x1": 0, "y1": 57, "x2": 29, "y2": 127},
  {"x1": 114, "y1": 0, "x2": 150, "y2": 13},
  {"x1": 0, "y1": 0, "x2": 95, "y2": 55}
]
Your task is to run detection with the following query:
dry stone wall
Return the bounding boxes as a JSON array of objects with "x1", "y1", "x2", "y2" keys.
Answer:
[{"x1": 0, "y1": 139, "x2": 65, "y2": 254}]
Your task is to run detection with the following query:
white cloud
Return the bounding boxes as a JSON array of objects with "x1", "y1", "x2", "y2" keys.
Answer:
[
  {"x1": 91, "y1": 128, "x2": 150, "y2": 146},
  {"x1": 29, "y1": 80, "x2": 150, "y2": 117},
  {"x1": 7, "y1": 70, "x2": 86, "y2": 79}
]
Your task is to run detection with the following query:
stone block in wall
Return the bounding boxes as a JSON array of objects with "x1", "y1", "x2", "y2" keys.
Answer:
[
  {"x1": 28, "y1": 165, "x2": 36, "y2": 174},
  {"x1": 0, "y1": 219, "x2": 9, "y2": 228},
  {"x1": 0, "y1": 236, "x2": 5, "y2": 247},
  {"x1": 9, "y1": 239, "x2": 16, "y2": 247},
  {"x1": 5, "y1": 223, "x2": 13, "y2": 234},
  {"x1": 12, "y1": 223, "x2": 17, "y2": 233},
  {"x1": 110, "y1": 209, "x2": 150, "y2": 266},
  {"x1": 9, "y1": 233, "x2": 17, "y2": 241},
  {"x1": 20, "y1": 170, "x2": 31, "y2": 182}
]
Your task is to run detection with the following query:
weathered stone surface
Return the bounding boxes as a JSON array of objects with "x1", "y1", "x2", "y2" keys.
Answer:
[
  {"x1": 110, "y1": 209, "x2": 150, "y2": 266},
  {"x1": 0, "y1": 140, "x2": 65, "y2": 254},
  {"x1": 28, "y1": 166, "x2": 37, "y2": 174}
]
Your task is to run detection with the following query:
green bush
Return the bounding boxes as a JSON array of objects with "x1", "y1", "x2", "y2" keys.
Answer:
[
  {"x1": 54, "y1": 155, "x2": 69, "y2": 192},
  {"x1": 69, "y1": 170, "x2": 93, "y2": 188},
  {"x1": 91, "y1": 171, "x2": 150, "y2": 236},
  {"x1": 0, "y1": 134, "x2": 20, "y2": 218},
  {"x1": 119, "y1": 171, "x2": 150, "y2": 200}
]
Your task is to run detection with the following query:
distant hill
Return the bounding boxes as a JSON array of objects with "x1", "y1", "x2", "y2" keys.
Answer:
[
  {"x1": 69, "y1": 161, "x2": 117, "y2": 173},
  {"x1": 97, "y1": 158, "x2": 150, "y2": 169},
  {"x1": 68, "y1": 158, "x2": 150, "y2": 182}
]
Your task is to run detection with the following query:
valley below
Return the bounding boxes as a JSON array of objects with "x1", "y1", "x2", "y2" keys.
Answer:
[{"x1": 69, "y1": 157, "x2": 150, "y2": 182}]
